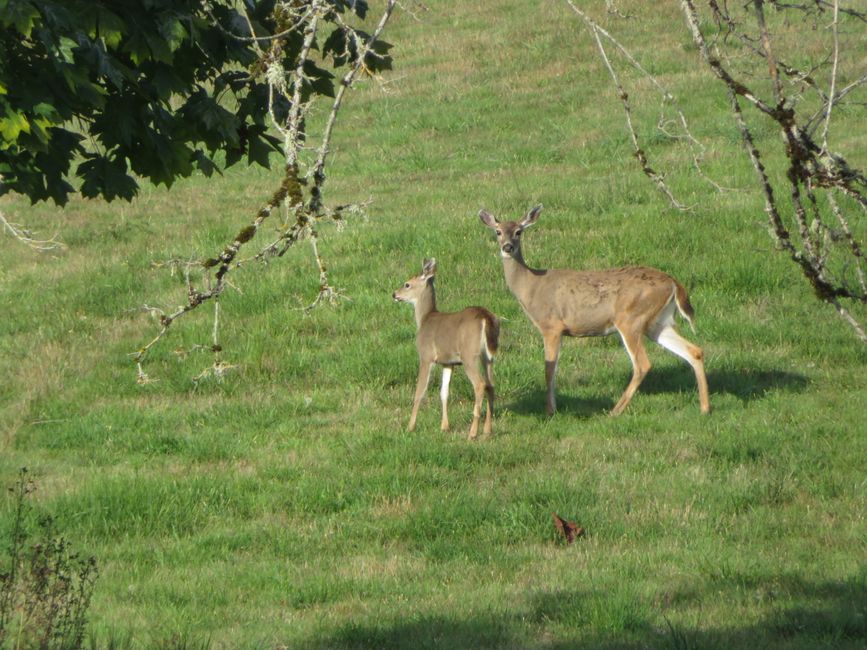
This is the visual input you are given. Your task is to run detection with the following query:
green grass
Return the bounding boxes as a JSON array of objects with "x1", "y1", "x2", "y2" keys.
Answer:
[{"x1": 1, "y1": 1, "x2": 866, "y2": 647}]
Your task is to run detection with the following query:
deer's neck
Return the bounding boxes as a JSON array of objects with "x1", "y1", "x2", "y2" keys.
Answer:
[
  {"x1": 502, "y1": 251, "x2": 537, "y2": 301},
  {"x1": 413, "y1": 285, "x2": 437, "y2": 329}
]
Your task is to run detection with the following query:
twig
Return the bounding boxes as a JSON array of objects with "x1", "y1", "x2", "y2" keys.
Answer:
[
  {"x1": 827, "y1": 191, "x2": 866, "y2": 293},
  {"x1": 205, "y1": 2, "x2": 313, "y2": 45},
  {"x1": 681, "y1": 0, "x2": 779, "y2": 117},
  {"x1": 0, "y1": 207, "x2": 66, "y2": 253},
  {"x1": 286, "y1": 0, "x2": 323, "y2": 170},
  {"x1": 819, "y1": 0, "x2": 840, "y2": 153},
  {"x1": 565, "y1": 1, "x2": 690, "y2": 210},
  {"x1": 753, "y1": 0, "x2": 784, "y2": 106},
  {"x1": 807, "y1": 73, "x2": 867, "y2": 132}
]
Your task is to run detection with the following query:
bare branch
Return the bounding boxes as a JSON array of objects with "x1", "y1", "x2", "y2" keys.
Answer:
[
  {"x1": 204, "y1": 2, "x2": 313, "y2": 45},
  {"x1": 681, "y1": 0, "x2": 866, "y2": 339},
  {"x1": 565, "y1": 1, "x2": 690, "y2": 210},
  {"x1": 681, "y1": 0, "x2": 779, "y2": 117},
  {"x1": 819, "y1": 0, "x2": 840, "y2": 152},
  {"x1": 814, "y1": 75, "x2": 867, "y2": 130},
  {"x1": 828, "y1": 298, "x2": 867, "y2": 341},
  {"x1": 753, "y1": 1, "x2": 784, "y2": 106},
  {"x1": 767, "y1": 0, "x2": 867, "y2": 22},
  {"x1": 286, "y1": 1, "x2": 323, "y2": 170},
  {"x1": 828, "y1": 191, "x2": 867, "y2": 294},
  {"x1": 0, "y1": 207, "x2": 66, "y2": 253}
]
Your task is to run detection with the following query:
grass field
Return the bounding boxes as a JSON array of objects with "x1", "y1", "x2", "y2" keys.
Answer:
[{"x1": 1, "y1": 1, "x2": 865, "y2": 648}]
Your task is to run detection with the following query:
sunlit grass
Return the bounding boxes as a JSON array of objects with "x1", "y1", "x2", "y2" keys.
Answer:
[{"x1": 1, "y1": 0, "x2": 865, "y2": 647}]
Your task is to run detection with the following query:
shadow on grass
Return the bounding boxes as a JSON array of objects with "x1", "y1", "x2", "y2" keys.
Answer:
[
  {"x1": 506, "y1": 364, "x2": 809, "y2": 418},
  {"x1": 640, "y1": 364, "x2": 810, "y2": 404},
  {"x1": 297, "y1": 574, "x2": 866, "y2": 650},
  {"x1": 505, "y1": 390, "x2": 613, "y2": 419}
]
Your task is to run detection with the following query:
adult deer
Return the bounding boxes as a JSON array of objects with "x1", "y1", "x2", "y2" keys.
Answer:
[
  {"x1": 393, "y1": 258, "x2": 500, "y2": 439},
  {"x1": 479, "y1": 205, "x2": 710, "y2": 416}
]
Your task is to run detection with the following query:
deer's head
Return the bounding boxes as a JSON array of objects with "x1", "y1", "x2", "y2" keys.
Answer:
[
  {"x1": 393, "y1": 258, "x2": 436, "y2": 304},
  {"x1": 479, "y1": 205, "x2": 542, "y2": 260}
]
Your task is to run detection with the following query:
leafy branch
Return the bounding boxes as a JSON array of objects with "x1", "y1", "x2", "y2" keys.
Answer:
[{"x1": 132, "y1": 0, "x2": 397, "y2": 382}]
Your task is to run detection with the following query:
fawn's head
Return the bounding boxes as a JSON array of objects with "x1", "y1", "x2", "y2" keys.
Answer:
[
  {"x1": 479, "y1": 204, "x2": 543, "y2": 260},
  {"x1": 393, "y1": 258, "x2": 436, "y2": 304}
]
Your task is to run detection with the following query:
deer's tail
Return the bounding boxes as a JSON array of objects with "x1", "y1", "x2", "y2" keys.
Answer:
[
  {"x1": 480, "y1": 309, "x2": 500, "y2": 358},
  {"x1": 673, "y1": 281, "x2": 696, "y2": 333}
]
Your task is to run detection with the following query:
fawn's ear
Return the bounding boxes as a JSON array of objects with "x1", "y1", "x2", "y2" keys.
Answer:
[
  {"x1": 522, "y1": 204, "x2": 543, "y2": 227},
  {"x1": 421, "y1": 257, "x2": 437, "y2": 278},
  {"x1": 479, "y1": 210, "x2": 498, "y2": 229}
]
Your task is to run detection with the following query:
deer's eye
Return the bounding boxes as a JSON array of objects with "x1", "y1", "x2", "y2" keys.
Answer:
[
  {"x1": 404, "y1": 283, "x2": 410, "y2": 288},
  {"x1": 515, "y1": 228, "x2": 522, "y2": 236},
  {"x1": 495, "y1": 230, "x2": 502, "y2": 236}
]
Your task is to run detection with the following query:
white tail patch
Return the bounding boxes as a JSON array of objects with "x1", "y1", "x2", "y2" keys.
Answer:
[
  {"x1": 671, "y1": 283, "x2": 696, "y2": 333},
  {"x1": 480, "y1": 320, "x2": 495, "y2": 361}
]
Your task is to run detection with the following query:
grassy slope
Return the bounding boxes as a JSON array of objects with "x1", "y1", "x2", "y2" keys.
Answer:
[{"x1": 1, "y1": 1, "x2": 865, "y2": 648}]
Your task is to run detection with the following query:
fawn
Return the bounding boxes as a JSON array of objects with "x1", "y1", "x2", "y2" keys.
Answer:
[{"x1": 393, "y1": 258, "x2": 500, "y2": 439}]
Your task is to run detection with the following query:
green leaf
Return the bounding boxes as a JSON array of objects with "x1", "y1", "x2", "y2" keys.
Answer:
[
  {"x1": 60, "y1": 67, "x2": 108, "y2": 108},
  {"x1": 365, "y1": 39, "x2": 394, "y2": 73},
  {"x1": 78, "y1": 154, "x2": 138, "y2": 201},
  {"x1": 159, "y1": 15, "x2": 187, "y2": 52},
  {"x1": 0, "y1": 105, "x2": 30, "y2": 144},
  {"x1": 192, "y1": 150, "x2": 219, "y2": 177},
  {"x1": 93, "y1": 8, "x2": 126, "y2": 49},
  {"x1": 182, "y1": 91, "x2": 240, "y2": 146},
  {"x1": 0, "y1": 0, "x2": 40, "y2": 36},
  {"x1": 246, "y1": 125, "x2": 274, "y2": 168},
  {"x1": 302, "y1": 61, "x2": 335, "y2": 99},
  {"x1": 58, "y1": 37, "x2": 77, "y2": 64}
]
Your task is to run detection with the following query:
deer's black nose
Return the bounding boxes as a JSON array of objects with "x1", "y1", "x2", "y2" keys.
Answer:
[{"x1": 502, "y1": 243, "x2": 514, "y2": 254}]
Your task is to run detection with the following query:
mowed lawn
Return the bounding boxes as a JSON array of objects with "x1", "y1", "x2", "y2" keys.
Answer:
[{"x1": 1, "y1": 1, "x2": 865, "y2": 648}]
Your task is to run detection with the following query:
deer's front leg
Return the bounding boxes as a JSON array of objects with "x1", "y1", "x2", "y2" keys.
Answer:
[
  {"x1": 542, "y1": 330, "x2": 562, "y2": 416},
  {"x1": 408, "y1": 360, "x2": 433, "y2": 432}
]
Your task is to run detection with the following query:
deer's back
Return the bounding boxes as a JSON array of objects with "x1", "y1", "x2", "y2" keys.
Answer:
[
  {"x1": 517, "y1": 266, "x2": 677, "y2": 337},
  {"x1": 418, "y1": 307, "x2": 497, "y2": 364}
]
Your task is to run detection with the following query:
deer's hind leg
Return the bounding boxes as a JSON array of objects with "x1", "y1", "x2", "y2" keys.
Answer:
[
  {"x1": 463, "y1": 358, "x2": 487, "y2": 440},
  {"x1": 611, "y1": 322, "x2": 652, "y2": 416},
  {"x1": 481, "y1": 356, "x2": 495, "y2": 437},
  {"x1": 652, "y1": 325, "x2": 710, "y2": 414},
  {"x1": 440, "y1": 365, "x2": 453, "y2": 431}
]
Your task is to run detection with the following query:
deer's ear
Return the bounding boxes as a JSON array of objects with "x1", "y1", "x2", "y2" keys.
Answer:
[
  {"x1": 522, "y1": 204, "x2": 543, "y2": 227},
  {"x1": 421, "y1": 258, "x2": 437, "y2": 278},
  {"x1": 479, "y1": 210, "x2": 498, "y2": 229}
]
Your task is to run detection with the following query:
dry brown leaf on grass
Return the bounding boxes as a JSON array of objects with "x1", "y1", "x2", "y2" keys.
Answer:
[{"x1": 552, "y1": 512, "x2": 585, "y2": 544}]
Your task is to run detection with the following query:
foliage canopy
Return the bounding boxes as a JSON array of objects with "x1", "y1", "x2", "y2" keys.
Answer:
[{"x1": 0, "y1": 0, "x2": 386, "y2": 205}]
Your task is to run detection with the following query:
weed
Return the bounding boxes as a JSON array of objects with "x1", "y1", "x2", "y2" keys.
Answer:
[{"x1": 0, "y1": 469, "x2": 98, "y2": 650}]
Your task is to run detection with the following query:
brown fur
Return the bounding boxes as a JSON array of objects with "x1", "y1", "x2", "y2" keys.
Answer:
[{"x1": 394, "y1": 260, "x2": 499, "y2": 439}]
